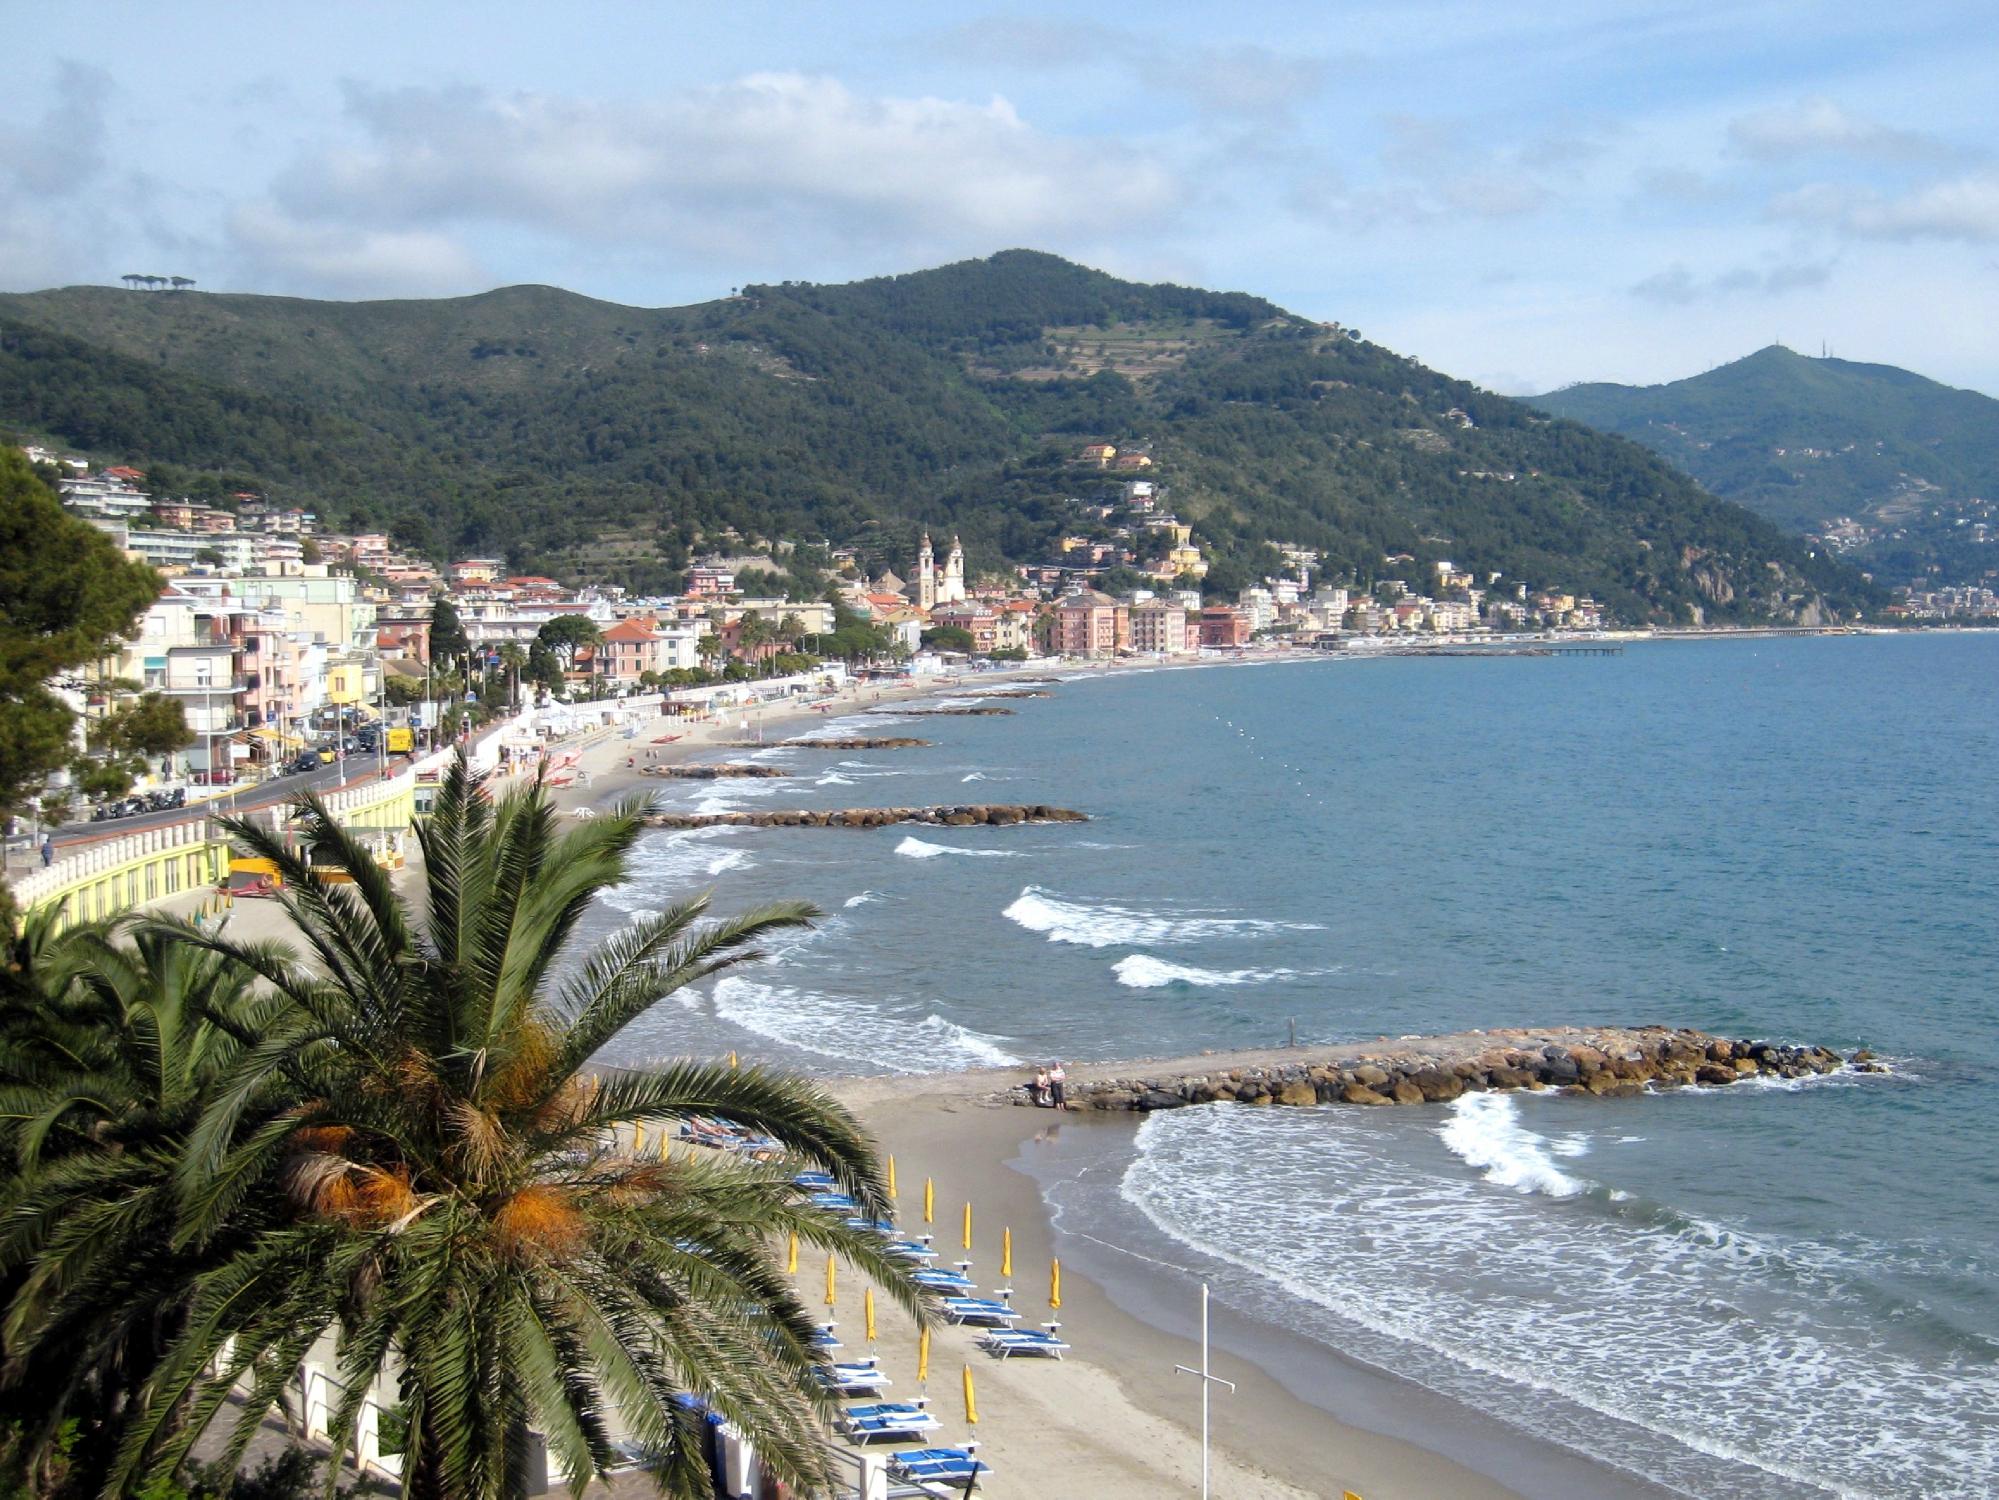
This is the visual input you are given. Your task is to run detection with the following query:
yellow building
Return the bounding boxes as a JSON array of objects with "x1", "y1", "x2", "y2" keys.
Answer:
[{"x1": 326, "y1": 659, "x2": 368, "y2": 706}]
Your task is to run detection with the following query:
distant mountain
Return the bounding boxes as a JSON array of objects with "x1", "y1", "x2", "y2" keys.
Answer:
[
  {"x1": 1531, "y1": 347, "x2": 1999, "y2": 581},
  {"x1": 0, "y1": 253, "x2": 1878, "y2": 623}
]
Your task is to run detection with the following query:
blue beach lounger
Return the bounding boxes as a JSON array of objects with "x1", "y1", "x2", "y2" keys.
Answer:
[
  {"x1": 814, "y1": 1360, "x2": 891, "y2": 1396},
  {"x1": 882, "y1": 1238, "x2": 938, "y2": 1262},
  {"x1": 842, "y1": 1215, "x2": 898, "y2": 1235},
  {"x1": 979, "y1": 1325, "x2": 1070, "y2": 1360},
  {"x1": 792, "y1": 1170, "x2": 837, "y2": 1189},
  {"x1": 808, "y1": 1323, "x2": 840, "y2": 1351},
  {"x1": 911, "y1": 1267, "x2": 976, "y2": 1292},
  {"x1": 940, "y1": 1296, "x2": 1021, "y2": 1326},
  {"x1": 808, "y1": 1191, "x2": 859, "y2": 1212},
  {"x1": 890, "y1": 1448, "x2": 991, "y2": 1483},
  {"x1": 840, "y1": 1408, "x2": 941, "y2": 1442}
]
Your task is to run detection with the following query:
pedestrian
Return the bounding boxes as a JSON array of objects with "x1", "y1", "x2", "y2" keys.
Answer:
[
  {"x1": 1049, "y1": 1060, "x2": 1067, "y2": 1111},
  {"x1": 40, "y1": 837, "x2": 53, "y2": 868},
  {"x1": 1032, "y1": 1066, "x2": 1050, "y2": 1107}
]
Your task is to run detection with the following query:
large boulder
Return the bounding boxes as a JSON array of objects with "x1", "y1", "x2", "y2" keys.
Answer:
[
  {"x1": 1695, "y1": 1063, "x2": 1740, "y2": 1086},
  {"x1": 1352, "y1": 1064, "x2": 1391, "y2": 1088},
  {"x1": 1277, "y1": 1081, "x2": 1318, "y2": 1107},
  {"x1": 1391, "y1": 1080, "x2": 1426, "y2": 1106},
  {"x1": 1342, "y1": 1083, "x2": 1392, "y2": 1106}
]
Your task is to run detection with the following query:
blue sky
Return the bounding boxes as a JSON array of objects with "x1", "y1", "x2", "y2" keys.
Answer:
[{"x1": 6, "y1": 1, "x2": 1996, "y2": 395}]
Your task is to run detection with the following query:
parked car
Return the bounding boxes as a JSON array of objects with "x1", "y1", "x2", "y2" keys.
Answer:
[
  {"x1": 287, "y1": 753, "x2": 322, "y2": 775},
  {"x1": 190, "y1": 768, "x2": 235, "y2": 786}
]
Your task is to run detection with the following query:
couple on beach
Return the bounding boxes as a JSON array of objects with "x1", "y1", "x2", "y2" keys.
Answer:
[{"x1": 1032, "y1": 1061, "x2": 1070, "y2": 1110}]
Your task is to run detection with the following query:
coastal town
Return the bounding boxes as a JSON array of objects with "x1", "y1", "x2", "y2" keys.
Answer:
[{"x1": 19, "y1": 437, "x2": 1639, "y2": 795}]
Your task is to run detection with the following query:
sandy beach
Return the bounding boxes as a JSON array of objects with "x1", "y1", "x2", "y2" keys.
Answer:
[{"x1": 164, "y1": 657, "x2": 1683, "y2": 1497}]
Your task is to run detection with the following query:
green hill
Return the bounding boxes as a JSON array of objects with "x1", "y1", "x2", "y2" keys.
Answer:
[
  {"x1": 0, "y1": 252, "x2": 1878, "y2": 623},
  {"x1": 1531, "y1": 346, "x2": 1999, "y2": 582}
]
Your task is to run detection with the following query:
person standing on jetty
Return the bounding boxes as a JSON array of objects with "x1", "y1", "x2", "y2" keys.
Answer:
[{"x1": 1049, "y1": 1060, "x2": 1068, "y2": 1110}]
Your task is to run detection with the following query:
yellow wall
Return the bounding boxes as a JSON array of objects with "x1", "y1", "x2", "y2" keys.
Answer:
[
  {"x1": 327, "y1": 661, "x2": 366, "y2": 704},
  {"x1": 28, "y1": 838, "x2": 231, "y2": 933}
]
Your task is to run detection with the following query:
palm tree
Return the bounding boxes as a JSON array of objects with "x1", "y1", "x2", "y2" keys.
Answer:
[
  {"x1": 0, "y1": 917, "x2": 278, "y2": 1491},
  {"x1": 99, "y1": 759, "x2": 922, "y2": 1497},
  {"x1": 497, "y1": 642, "x2": 528, "y2": 710}
]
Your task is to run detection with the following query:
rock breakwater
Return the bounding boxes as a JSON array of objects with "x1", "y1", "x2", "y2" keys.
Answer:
[
  {"x1": 870, "y1": 706, "x2": 1013, "y2": 717},
  {"x1": 638, "y1": 763, "x2": 790, "y2": 779},
  {"x1": 643, "y1": 804, "x2": 1089, "y2": 830},
  {"x1": 712, "y1": 738, "x2": 932, "y2": 750},
  {"x1": 1007, "y1": 1026, "x2": 1869, "y2": 1111}
]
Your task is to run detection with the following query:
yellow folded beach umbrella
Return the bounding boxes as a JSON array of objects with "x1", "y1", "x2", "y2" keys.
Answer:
[
  {"x1": 632, "y1": 1122, "x2": 646, "y2": 1152},
  {"x1": 887, "y1": 1154, "x2": 897, "y2": 1198},
  {"x1": 962, "y1": 1364, "x2": 978, "y2": 1426},
  {"x1": 865, "y1": 1287, "x2": 877, "y2": 1342},
  {"x1": 962, "y1": 1201, "x2": 973, "y2": 1251},
  {"x1": 1345, "y1": 1492, "x2": 1364, "y2": 1500},
  {"x1": 1001, "y1": 1226, "x2": 1012, "y2": 1278},
  {"x1": 917, "y1": 1325, "x2": 930, "y2": 1384},
  {"x1": 825, "y1": 1256, "x2": 837, "y2": 1308},
  {"x1": 924, "y1": 1177, "x2": 934, "y2": 1224},
  {"x1": 728, "y1": 1050, "x2": 738, "y2": 1070},
  {"x1": 1050, "y1": 1258, "x2": 1062, "y2": 1310},
  {"x1": 786, "y1": 1232, "x2": 798, "y2": 1277}
]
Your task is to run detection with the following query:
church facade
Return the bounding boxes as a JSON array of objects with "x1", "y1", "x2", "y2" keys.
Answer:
[{"x1": 911, "y1": 533, "x2": 966, "y2": 611}]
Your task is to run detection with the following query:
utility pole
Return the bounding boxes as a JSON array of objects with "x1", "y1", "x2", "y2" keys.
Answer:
[{"x1": 1173, "y1": 1283, "x2": 1236, "y2": 1500}]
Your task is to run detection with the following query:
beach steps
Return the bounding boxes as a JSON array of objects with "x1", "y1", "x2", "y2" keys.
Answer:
[
  {"x1": 643, "y1": 804, "x2": 1087, "y2": 830},
  {"x1": 1016, "y1": 1027, "x2": 1872, "y2": 1113}
]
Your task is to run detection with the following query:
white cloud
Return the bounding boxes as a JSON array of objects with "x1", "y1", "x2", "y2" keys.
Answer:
[
  {"x1": 931, "y1": 19, "x2": 1338, "y2": 122},
  {"x1": 1728, "y1": 97, "x2": 1957, "y2": 163},
  {"x1": 0, "y1": 62, "x2": 118, "y2": 290},
  {"x1": 228, "y1": 201, "x2": 483, "y2": 298},
  {"x1": 1771, "y1": 172, "x2": 1999, "y2": 243},
  {"x1": 250, "y1": 74, "x2": 1178, "y2": 282},
  {"x1": 1632, "y1": 259, "x2": 1833, "y2": 304}
]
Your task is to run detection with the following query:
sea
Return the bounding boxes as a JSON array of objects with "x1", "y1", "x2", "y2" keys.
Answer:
[{"x1": 585, "y1": 635, "x2": 1999, "y2": 1499}]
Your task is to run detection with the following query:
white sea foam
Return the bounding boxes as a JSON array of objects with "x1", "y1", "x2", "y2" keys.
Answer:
[
  {"x1": 895, "y1": 836, "x2": 1019, "y2": 860},
  {"x1": 1438, "y1": 1093, "x2": 1587, "y2": 1198},
  {"x1": 961, "y1": 771, "x2": 989, "y2": 782},
  {"x1": 1117, "y1": 1103, "x2": 1999, "y2": 1499},
  {"x1": 1112, "y1": 955, "x2": 1310, "y2": 988},
  {"x1": 816, "y1": 772, "x2": 855, "y2": 787},
  {"x1": 1002, "y1": 885, "x2": 1322, "y2": 948},
  {"x1": 708, "y1": 977, "x2": 1020, "y2": 1073},
  {"x1": 600, "y1": 828, "x2": 753, "y2": 912},
  {"x1": 843, "y1": 890, "x2": 882, "y2": 908}
]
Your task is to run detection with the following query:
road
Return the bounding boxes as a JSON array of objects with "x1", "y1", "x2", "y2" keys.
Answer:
[{"x1": 39, "y1": 753, "x2": 406, "y2": 853}]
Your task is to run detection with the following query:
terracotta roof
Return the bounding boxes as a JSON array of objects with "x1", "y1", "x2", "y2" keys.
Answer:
[{"x1": 601, "y1": 618, "x2": 659, "y2": 642}]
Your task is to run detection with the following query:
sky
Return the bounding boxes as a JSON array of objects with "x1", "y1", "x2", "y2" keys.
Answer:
[{"x1": 5, "y1": 1, "x2": 1997, "y2": 396}]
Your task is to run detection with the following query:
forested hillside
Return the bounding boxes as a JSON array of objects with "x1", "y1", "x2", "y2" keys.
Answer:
[
  {"x1": 0, "y1": 252, "x2": 1878, "y2": 622},
  {"x1": 1532, "y1": 347, "x2": 1999, "y2": 583}
]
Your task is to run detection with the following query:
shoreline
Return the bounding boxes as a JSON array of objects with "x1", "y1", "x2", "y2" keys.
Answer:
[{"x1": 840, "y1": 1078, "x2": 1694, "y2": 1500}]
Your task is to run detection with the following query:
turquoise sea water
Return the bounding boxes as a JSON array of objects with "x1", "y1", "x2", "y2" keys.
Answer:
[{"x1": 591, "y1": 636, "x2": 1999, "y2": 1497}]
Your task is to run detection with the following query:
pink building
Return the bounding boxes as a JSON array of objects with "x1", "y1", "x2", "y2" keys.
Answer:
[
  {"x1": 1052, "y1": 591, "x2": 1128, "y2": 658},
  {"x1": 597, "y1": 617, "x2": 667, "y2": 682}
]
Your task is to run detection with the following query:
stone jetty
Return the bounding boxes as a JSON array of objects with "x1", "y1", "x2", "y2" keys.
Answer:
[
  {"x1": 1009, "y1": 1026, "x2": 1871, "y2": 1112},
  {"x1": 712, "y1": 738, "x2": 932, "y2": 750},
  {"x1": 638, "y1": 763, "x2": 789, "y2": 779},
  {"x1": 643, "y1": 803, "x2": 1088, "y2": 830},
  {"x1": 967, "y1": 690, "x2": 1053, "y2": 699},
  {"x1": 870, "y1": 706, "x2": 1013, "y2": 717}
]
